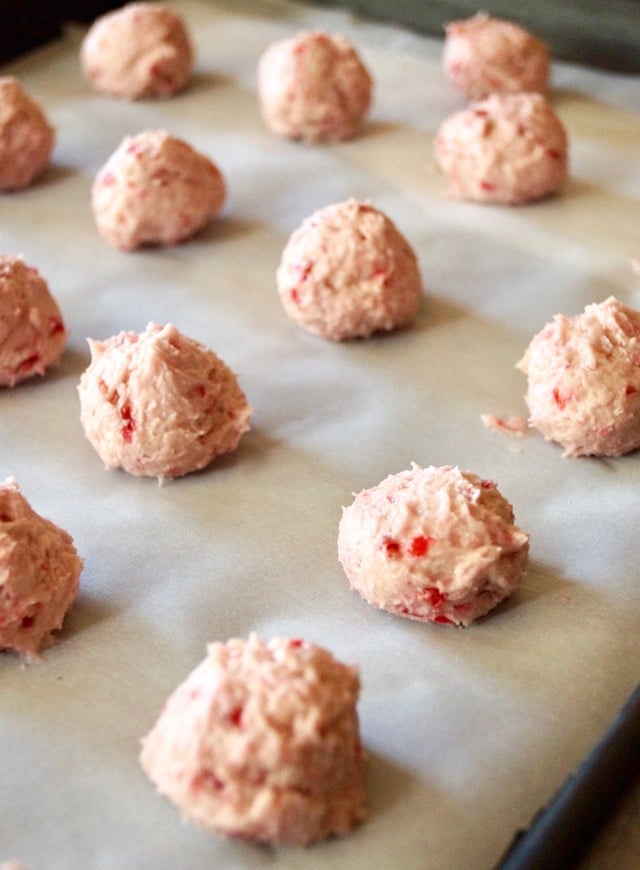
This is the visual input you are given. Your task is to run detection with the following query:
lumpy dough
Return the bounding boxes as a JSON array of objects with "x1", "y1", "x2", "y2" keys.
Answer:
[
  {"x1": 0, "y1": 77, "x2": 54, "y2": 191},
  {"x1": 257, "y1": 31, "x2": 372, "y2": 143},
  {"x1": 443, "y1": 13, "x2": 549, "y2": 101},
  {"x1": 338, "y1": 464, "x2": 529, "y2": 627},
  {"x1": 517, "y1": 296, "x2": 640, "y2": 457},
  {"x1": 0, "y1": 478, "x2": 82, "y2": 659},
  {"x1": 277, "y1": 198, "x2": 422, "y2": 340},
  {"x1": 91, "y1": 130, "x2": 226, "y2": 250},
  {"x1": 78, "y1": 322, "x2": 251, "y2": 480},
  {"x1": 0, "y1": 255, "x2": 68, "y2": 387},
  {"x1": 140, "y1": 635, "x2": 366, "y2": 846},
  {"x1": 80, "y1": 2, "x2": 193, "y2": 100},
  {"x1": 434, "y1": 92, "x2": 568, "y2": 204}
]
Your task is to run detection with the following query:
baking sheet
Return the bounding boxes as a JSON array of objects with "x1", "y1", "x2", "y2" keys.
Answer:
[{"x1": 1, "y1": 1, "x2": 640, "y2": 868}]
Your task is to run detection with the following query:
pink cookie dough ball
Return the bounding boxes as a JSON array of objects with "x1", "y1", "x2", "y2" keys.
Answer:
[
  {"x1": 0, "y1": 478, "x2": 83, "y2": 659},
  {"x1": 0, "y1": 256, "x2": 68, "y2": 387},
  {"x1": 443, "y1": 13, "x2": 550, "y2": 101},
  {"x1": 91, "y1": 130, "x2": 226, "y2": 251},
  {"x1": 78, "y1": 322, "x2": 251, "y2": 480},
  {"x1": 277, "y1": 198, "x2": 422, "y2": 340},
  {"x1": 140, "y1": 635, "x2": 366, "y2": 846},
  {"x1": 80, "y1": 2, "x2": 193, "y2": 100},
  {"x1": 517, "y1": 296, "x2": 640, "y2": 457},
  {"x1": 257, "y1": 31, "x2": 373, "y2": 143},
  {"x1": 434, "y1": 91, "x2": 568, "y2": 204},
  {"x1": 338, "y1": 464, "x2": 529, "y2": 627},
  {"x1": 0, "y1": 77, "x2": 54, "y2": 191}
]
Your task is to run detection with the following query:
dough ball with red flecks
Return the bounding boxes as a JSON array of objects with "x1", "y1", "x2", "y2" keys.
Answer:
[
  {"x1": 257, "y1": 31, "x2": 372, "y2": 143},
  {"x1": 0, "y1": 77, "x2": 54, "y2": 191},
  {"x1": 434, "y1": 92, "x2": 568, "y2": 204},
  {"x1": 0, "y1": 478, "x2": 82, "y2": 659},
  {"x1": 443, "y1": 13, "x2": 549, "y2": 101},
  {"x1": 277, "y1": 198, "x2": 422, "y2": 340},
  {"x1": 0, "y1": 256, "x2": 67, "y2": 387},
  {"x1": 517, "y1": 296, "x2": 640, "y2": 457},
  {"x1": 140, "y1": 634, "x2": 366, "y2": 845},
  {"x1": 80, "y1": 2, "x2": 193, "y2": 100},
  {"x1": 338, "y1": 464, "x2": 529, "y2": 626},
  {"x1": 91, "y1": 130, "x2": 226, "y2": 250},
  {"x1": 78, "y1": 322, "x2": 251, "y2": 480}
]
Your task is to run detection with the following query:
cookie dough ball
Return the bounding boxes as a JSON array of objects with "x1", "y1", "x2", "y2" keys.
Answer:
[
  {"x1": 277, "y1": 199, "x2": 422, "y2": 340},
  {"x1": 140, "y1": 635, "x2": 366, "y2": 846},
  {"x1": 0, "y1": 77, "x2": 54, "y2": 191},
  {"x1": 434, "y1": 92, "x2": 568, "y2": 204},
  {"x1": 91, "y1": 130, "x2": 226, "y2": 250},
  {"x1": 78, "y1": 322, "x2": 251, "y2": 480},
  {"x1": 338, "y1": 464, "x2": 529, "y2": 627},
  {"x1": 517, "y1": 296, "x2": 640, "y2": 457},
  {"x1": 0, "y1": 256, "x2": 68, "y2": 387},
  {"x1": 80, "y1": 2, "x2": 193, "y2": 100},
  {"x1": 443, "y1": 13, "x2": 549, "y2": 100},
  {"x1": 257, "y1": 31, "x2": 372, "y2": 143},
  {"x1": 0, "y1": 478, "x2": 83, "y2": 659}
]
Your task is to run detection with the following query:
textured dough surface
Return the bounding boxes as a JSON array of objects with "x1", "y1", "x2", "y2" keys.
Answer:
[
  {"x1": 517, "y1": 296, "x2": 640, "y2": 457},
  {"x1": 443, "y1": 13, "x2": 549, "y2": 100},
  {"x1": 0, "y1": 76, "x2": 54, "y2": 191},
  {"x1": 78, "y1": 322, "x2": 251, "y2": 479},
  {"x1": 0, "y1": 256, "x2": 67, "y2": 387},
  {"x1": 434, "y1": 92, "x2": 568, "y2": 204},
  {"x1": 0, "y1": 478, "x2": 82, "y2": 658},
  {"x1": 257, "y1": 31, "x2": 372, "y2": 143},
  {"x1": 140, "y1": 635, "x2": 366, "y2": 846},
  {"x1": 91, "y1": 130, "x2": 226, "y2": 250},
  {"x1": 338, "y1": 464, "x2": 529, "y2": 626},
  {"x1": 80, "y1": 2, "x2": 193, "y2": 100},
  {"x1": 277, "y1": 198, "x2": 422, "y2": 340}
]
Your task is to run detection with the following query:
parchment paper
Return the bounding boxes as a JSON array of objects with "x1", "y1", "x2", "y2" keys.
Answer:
[{"x1": 1, "y1": 2, "x2": 639, "y2": 868}]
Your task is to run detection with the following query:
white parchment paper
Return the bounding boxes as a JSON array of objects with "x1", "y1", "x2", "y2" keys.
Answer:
[{"x1": 1, "y1": 2, "x2": 640, "y2": 868}]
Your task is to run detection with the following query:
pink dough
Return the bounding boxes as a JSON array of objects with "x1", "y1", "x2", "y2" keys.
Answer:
[
  {"x1": 92, "y1": 130, "x2": 226, "y2": 251},
  {"x1": 78, "y1": 322, "x2": 251, "y2": 480},
  {"x1": 0, "y1": 478, "x2": 82, "y2": 659},
  {"x1": 257, "y1": 31, "x2": 372, "y2": 143},
  {"x1": 517, "y1": 296, "x2": 640, "y2": 456},
  {"x1": 0, "y1": 256, "x2": 68, "y2": 387},
  {"x1": 443, "y1": 13, "x2": 549, "y2": 100},
  {"x1": 140, "y1": 635, "x2": 366, "y2": 846},
  {"x1": 434, "y1": 91, "x2": 568, "y2": 204},
  {"x1": 481, "y1": 414, "x2": 528, "y2": 436},
  {"x1": 338, "y1": 464, "x2": 529, "y2": 627},
  {"x1": 277, "y1": 198, "x2": 422, "y2": 340},
  {"x1": 0, "y1": 77, "x2": 54, "y2": 191},
  {"x1": 80, "y1": 2, "x2": 193, "y2": 100}
]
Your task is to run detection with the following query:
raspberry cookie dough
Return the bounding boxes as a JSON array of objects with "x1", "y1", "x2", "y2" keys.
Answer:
[
  {"x1": 140, "y1": 635, "x2": 366, "y2": 846},
  {"x1": 443, "y1": 13, "x2": 550, "y2": 101},
  {"x1": 78, "y1": 322, "x2": 251, "y2": 480},
  {"x1": 434, "y1": 92, "x2": 568, "y2": 204},
  {"x1": 80, "y1": 2, "x2": 193, "y2": 100},
  {"x1": 92, "y1": 130, "x2": 226, "y2": 250},
  {"x1": 0, "y1": 256, "x2": 67, "y2": 387},
  {"x1": 0, "y1": 478, "x2": 82, "y2": 658},
  {"x1": 0, "y1": 77, "x2": 54, "y2": 191},
  {"x1": 338, "y1": 464, "x2": 529, "y2": 626},
  {"x1": 277, "y1": 198, "x2": 422, "y2": 340},
  {"x1": 517, "y1": 296, "x2": 640, "y2": 456},
  {"x1": 257, "y1": 31, "x2": 372, "y2": 143}
]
